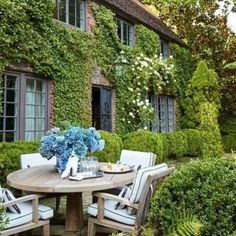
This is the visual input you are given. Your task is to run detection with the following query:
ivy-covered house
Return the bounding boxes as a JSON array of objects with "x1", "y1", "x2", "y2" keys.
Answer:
[{"x1": 0, "y1": 0, "x2": 185, "y2": 142}]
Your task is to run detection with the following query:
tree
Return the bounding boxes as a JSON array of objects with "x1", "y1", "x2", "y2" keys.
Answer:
[{"x1": 141, "y1": 0, "x2": 235, "y2": 69}]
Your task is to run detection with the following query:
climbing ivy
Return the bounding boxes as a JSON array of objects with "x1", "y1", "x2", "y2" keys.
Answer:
[
  {"x1": 0, "y1": 0, "x2": 92, "y2": 126},
  {"x1": 0, "y1": 0, "x2": 189, "y2": 137}
]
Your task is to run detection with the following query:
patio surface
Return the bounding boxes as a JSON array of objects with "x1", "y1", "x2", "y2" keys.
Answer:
[{"x1": 32, "y1": 192, "x2": 111, "y2": 236}]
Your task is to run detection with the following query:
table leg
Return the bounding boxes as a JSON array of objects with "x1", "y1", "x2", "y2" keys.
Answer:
[{"x1": 64, "y1": 192, "x2": 83, "y2": 234}]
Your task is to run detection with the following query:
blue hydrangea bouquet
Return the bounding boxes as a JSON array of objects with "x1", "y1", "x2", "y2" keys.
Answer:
[{"x1": 39, "y1": 126, "x2": 105, "y2": 173}]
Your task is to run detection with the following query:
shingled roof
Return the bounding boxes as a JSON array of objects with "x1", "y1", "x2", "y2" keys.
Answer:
[{"x1": 94, "y1": 0, "x2": 186, "y2": 47}]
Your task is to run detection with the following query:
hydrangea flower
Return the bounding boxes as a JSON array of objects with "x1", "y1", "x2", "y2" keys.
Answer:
[{"x1": 39, "y1": 126, "x2": 105, "y2": 173}]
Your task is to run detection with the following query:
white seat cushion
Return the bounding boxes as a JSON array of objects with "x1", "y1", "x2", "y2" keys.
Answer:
[
  {"x1": 88, "y1": 200, "x2": 136, "y2": 226},
  {"x1": 120, "y1": 150, "x2": 154, "y2": 169},
  {"x1": 130, "y1": 163, "x2": 168, "y2": 204},
  {"x1": 4, "y1": 202, "x2": 53, "y2": 229}
]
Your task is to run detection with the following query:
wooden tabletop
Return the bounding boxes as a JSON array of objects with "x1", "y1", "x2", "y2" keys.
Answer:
[{"x1": 7, "y1": 164, "x2": 136, "y2": 193}]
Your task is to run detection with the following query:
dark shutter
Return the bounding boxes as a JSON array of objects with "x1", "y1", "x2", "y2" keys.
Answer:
[{"x1": 100, "y1": 88, "x2": 112, "y2": 131}]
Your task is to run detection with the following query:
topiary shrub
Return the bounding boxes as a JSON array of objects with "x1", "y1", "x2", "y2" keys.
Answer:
[
  {"x1": 0, "y1": 141, "x2": 39, "y2": 187},
  {"x1": 123, "y1": 130, "x2": 164, "y2": 162},
  {"x1": 182, "y1": 129, "x2": 203, "y2": 156},
  {"x1": 149, "y1": 158, "x2": 236, "y2": 236},
  {"x1": 94, "y1": 131, "x2": 123, "y2": 163},
  {"x1": 198, "y1": 102, "x2": 223, "y2": 158}
]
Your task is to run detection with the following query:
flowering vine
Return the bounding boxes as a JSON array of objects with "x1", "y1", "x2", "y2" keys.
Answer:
[{"x1": 119, "y1": 53, "x2": 176, "y2": 132}]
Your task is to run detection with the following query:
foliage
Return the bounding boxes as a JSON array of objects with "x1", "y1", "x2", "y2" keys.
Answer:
[
  {"x1": 170, "y1": 44, "x2": 196, "y2": 129},
  {"x1": 0, "y1": 0, "x2": 93, "y2": 126},
  {"x1": 123, "y1": 130, "x2": 164, "y2": 162},
  {"x1": 142, "y1": 0, "x2": 234, "y2": 69},
  {"x1": 118, "y1": 53, "x2": 176, "y2": 132},
  {"x1": 198, "y1": 102, "x2": 223, "y2": 158},
  {"x1": 135, "y1": 25, "x2": 160, "y2": 57},
  {"x1": 161, "y1": 132, "x2": 188, "y2": 159},
  {"x1": 0, "y1": 190, "x2": 7, "y2": 231},
  {"x1": 0, "y1": 141, "x2": 39, "y2": 187},
  {"x1": 183, "y1": 61, "x2": 221, "y2": 128},
  {"x1": 94, "y1": 131, "x2": 123, "y2": 163},
  {"x1": 166, "y1": 211, "x2": 203, "y2": 236},
  {"x1": 149, "y1": 158, "x2": 236, "y2": 236},
  {"x1": 182, "y1": 129, "x2": 203, "y2": 157},
  {"x1": 123, "y1": 129, "x2": 204, "y2": 161}
]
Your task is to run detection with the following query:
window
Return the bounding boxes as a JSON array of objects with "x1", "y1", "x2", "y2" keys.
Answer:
[
  {"x1": 150, "y1": 95, "x2": 175, "y2": 133},
  {"x1": 116, "y1": 17, "x2": 134, "y2": 46},
  {"x1": 0, "y1": 73, "x2": 48, "y2": 141},
  {"x1": 160, "y1": 38, "x2": 170, "y2": 58},
  {"x1": 55, "y1": 0, "x2": 86, "y2": 29}
]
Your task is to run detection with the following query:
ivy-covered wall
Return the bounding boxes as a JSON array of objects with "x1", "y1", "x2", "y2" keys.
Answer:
[{"x1": 0, "y1": 0, "x2": 192, "y2": 137}]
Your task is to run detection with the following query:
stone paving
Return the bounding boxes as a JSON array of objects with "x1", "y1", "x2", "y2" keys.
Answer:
[{"x1": 37, "y1": 192, "x2": 111, "y2": 236}]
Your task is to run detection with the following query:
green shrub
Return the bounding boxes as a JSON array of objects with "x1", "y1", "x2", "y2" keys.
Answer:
[
  {"x1": 222, "y1": 135, "x2": 236, "y2": 152},
  {"x1": 183, "y1": 60, "x2": 220, "y2": 129},
  {"x1": 149, "y1": 158, "x2": 236, "y2": 235},
  {"x1": 198, "y1": 102, "x2": 223, "y2": 158},
  {"x1": 123, "y1": 130, "x2": 164, "y2": 162},
  {"x1": 94, "y1": 131, "x2": 123, "y2": 163},
  {"x1": 0, "y1": 141, "x2": 39, "y2": 186},
  {"x1": 182, "y1": 129, "x2": 203, "y2": 156},
  {"x1": 161, "y1": 131, "x2": 188, "y2": 159}
]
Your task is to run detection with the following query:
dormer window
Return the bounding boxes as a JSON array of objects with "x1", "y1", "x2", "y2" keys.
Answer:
[
  {"x1": 160, "y1": 38, "x2": 170, "y2": 58},
  {"x1": 55, "y1": 0, "x2": 86, "y2": 29},
  {"x1": 116, "y1": 17, "x2": 134, "y2": 46}
]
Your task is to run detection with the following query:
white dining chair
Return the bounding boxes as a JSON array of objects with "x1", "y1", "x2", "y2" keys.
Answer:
[
  {"x1": 87, "y1": 164, "x2": 175, "y2": 235},
  {"x1": 119, "y1": 150, "x2": 156, "y2": 169},
  {"x1": 20, "y1": 153, "x2": 61, "y2": 211},
  {"x1": 0, "y1": 190, "x2": 53, "y2": 236}
]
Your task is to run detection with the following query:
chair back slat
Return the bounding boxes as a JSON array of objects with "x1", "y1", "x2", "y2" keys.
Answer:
[
  {"x1": 136, "y1": 167, "x2": 175, "y2": 226},
  {"x1": 20, "y1": 153, "x2": 57, "y2": 169},
  {"x1": 120, "y1": 150, "x2": 155, "y2": 169}
]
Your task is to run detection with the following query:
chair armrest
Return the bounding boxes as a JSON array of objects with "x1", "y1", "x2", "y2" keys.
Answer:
[
  {"x1": 2, "y1": 194, "x2": 39, "y2": 223},
  {"x1": 2, "y1": 194, "x2": 38, "y2": 208},
  {"x1": 93, "y1": 192, "x2": 139, "y2": 209}
]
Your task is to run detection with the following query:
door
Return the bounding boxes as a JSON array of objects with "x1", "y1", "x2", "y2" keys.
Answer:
[
  {"x1": 100, "y1": 88, "x2": 112, "y2": 131},
  {"x1": 92, "y1": 87, "x2": 112, "y2": 132}
]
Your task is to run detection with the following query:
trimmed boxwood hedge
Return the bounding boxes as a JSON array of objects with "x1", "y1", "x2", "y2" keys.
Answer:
[
  {"x1": 0, "y1": 141, "x2": 39, "y2": 187},
  {"x1": 123, "y1": 130, "x2": 164, "y2": 162},
  {"x1": 123, "y1": 129, "x2": 203, "y2": 161},
  {"x1": 94, "y1": 130, "x2": 123, "y2": 163},
  {"x1": 149, "y1": 158, "x2": 236, "y2": 236}
]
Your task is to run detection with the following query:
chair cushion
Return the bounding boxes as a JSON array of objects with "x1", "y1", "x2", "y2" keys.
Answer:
[
  {"x1": 119, "y1": 150, "x2": 154, "y2": 169},
  {"x1": 130, "y1": 163, "x2": 168, "y2": 204},
  {"x1": 88, "y1": 200, "x2": 136, "y2": 226},
  {"x1": 1, "y1": 188, "x2": 21, "y2": 214},
  {"x1": 4, "y1": 202, "x2": 53, "y2": 229}
]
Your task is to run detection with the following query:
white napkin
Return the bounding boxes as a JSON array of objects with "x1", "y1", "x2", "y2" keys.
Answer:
[{"x1": 69, "y1": 171, "x2": 94, "y2": 181}]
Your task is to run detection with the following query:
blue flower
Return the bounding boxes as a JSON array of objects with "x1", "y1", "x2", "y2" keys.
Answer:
[{"x1": 39, "y1": 125, "x2": 105, "y2": 172}]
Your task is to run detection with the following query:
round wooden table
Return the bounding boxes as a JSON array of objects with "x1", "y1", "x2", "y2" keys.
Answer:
[{"x1": 7, "y1": 164, "x2": 135, "y2": 235}]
